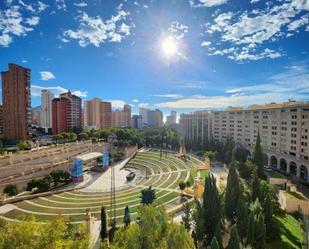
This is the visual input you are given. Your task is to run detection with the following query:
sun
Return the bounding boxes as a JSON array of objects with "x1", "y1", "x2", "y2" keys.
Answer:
[{"x1": 161, "y1": 36, "x2": 178, "y2": 58}]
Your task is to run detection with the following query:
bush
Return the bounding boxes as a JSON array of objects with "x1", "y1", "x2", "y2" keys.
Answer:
[
  {"x1": 26, "y1": 179, "x2": 50, "y2": 193},
  {"x1": 3, "y1": 184, "x2": 18, "y2": 196}
]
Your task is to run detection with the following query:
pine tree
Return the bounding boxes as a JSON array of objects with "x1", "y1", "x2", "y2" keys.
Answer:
[
  {"x1": 100, "y1": 206, "x2": 107, "y2": 240},
  {"x1": 253, "y1": 131, "x2": 264, "y2": 179},
  {"x1": 123, "y1": 206, "x2": 131, "y2": 227},
  {"x1": 211, "y1": 236, "x2": 220, "y2": 249},
  {"x1": 225, "y1": 160, "x2": 241, "y2": 221},
  {"x1": 202, "y1": 173, "x2": 223, "y2": 246},
  {"x1": 227, "y1": 225, "x2": 241, "y2": 249}
]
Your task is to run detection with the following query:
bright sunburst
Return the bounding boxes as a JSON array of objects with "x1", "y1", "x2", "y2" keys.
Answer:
[{"x1": 161, "y1": 36, "x2": 178, "y2": 59}]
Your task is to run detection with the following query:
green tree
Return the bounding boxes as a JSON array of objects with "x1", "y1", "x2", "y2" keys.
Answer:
[
  {"x1": 50, "y1": 170, "x2": 63, "y2": 186},
  {"x1": 100, "y1": 206, "x2": 108, "y2": 241},
  {"x1": 123, "y1": 206, "x2": 131, "y2": 227},
  {"x1": 253, "y1": 131, "x2": 265, "y2": 179},
  {"x1": 178, "y1": 180, "x2": 186, "y2": 195},
  {"x1": 246, "y1": 199, "x2": 266, "y2": 249},
  {"x1": 17, "y1": 140, "x2": 29, "y2": 150},
  {"x1": 225, "y1": 160, "x2": 241, "y2": 221},
  {"x1": 3, "y1": 184, "x2": 18, "y2": 196},
  {"x1": 235, "y1": 197, "x2": 249, "y2": 240},
  {"x1": 196, "y1": 173, "x2": 223, "y2": 246},
  {"x1": 211, "y1": 236, "x2": 220, "y2": 249},
  {"x1": 140, "y1": 186, "x2": 156, "y2": 205},
  {"x1": 181, "y1": 202, "x2": 191, "y2": 232},
  {"x1": 227, "y1": 225, "x2": 241, "y2": 249},
  {"x1": 204, "y1": 151, "x2": 218, "y2": 161},
  {"x1": 251, "y1": 169, "x2": 260, "y2": 202},
  {"x1": 112, "y1": 205, "x2": 194, "y2": 249},
  {"x1": 78, "y1": 132, "x2": 89, "y2": 141}
]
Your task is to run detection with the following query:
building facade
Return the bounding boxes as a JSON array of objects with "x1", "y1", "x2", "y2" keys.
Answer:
[
  {"x1": 139, "y1": 107, "x2": 149, "y2": 127},
  {"x1": 40, "y1": 90, "x2": 54, "y2": 131},
  {"x1": 211, "y1": 101, "x2": 309, "y2": 181},
  {"x1": 1, "y1": 64, "x2": 31, "y2": 141},
  {"x1": 166, "y1": 110, "x2": 177, "y2": 127},
  {"x1": 112, "y1": 104, "x2": 131, "y2": 128},
  {"x1": 83, "y1": 98, "x2": 112, "y2": 129},
  {"x1": 179, "y1": 110, "x2": 211, "y2": 143},
  {"x1": 52, "y1": 91, "x2": 82, "y2": 134},
  {"x1": 148, "y1": 109, "x2": 163, "y2": 128},
  {"x1": 131, "y1": 114, "x2": 143, "y2": 129}
]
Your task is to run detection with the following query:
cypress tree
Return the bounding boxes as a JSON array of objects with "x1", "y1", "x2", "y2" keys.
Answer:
[
  {"x1": 211, "y1": 236, "x2": 220, "y2": 249},
  {"x1": 202, "y1": 173, "x2": 222, "y2": 246},
  {"x1": 123, "y1": 206, "x2": 131, "y2": 227},
  {"x1": 251, "y1": 168, "x2": 260, "y2": 202},
  {"x1": 100, "y1": 206, "x2": 107, "y2": 240},
  {"x1": 225, "y1": 160, "x2": 241, "y2": 221},
  {"x1": 214, "y1": 223, "x2": 224, "y2": 249},
  {"x1": 236, "y1": 197, "x2": 249, "y2": 240},
  {"x1": 227, "y1": 225, "x2": 241, "y2": 249},
  {"x1": 253, "y1": 131, "x2": 264, "y2": 179}
]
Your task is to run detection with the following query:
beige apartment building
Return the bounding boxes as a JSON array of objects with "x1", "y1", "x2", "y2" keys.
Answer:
[
  {"x1": 83, "y1": 98, "x2": 112, "y2": 129},
  {"x1": 212, "y1": 101, "x2": 309, "y2": 181}
]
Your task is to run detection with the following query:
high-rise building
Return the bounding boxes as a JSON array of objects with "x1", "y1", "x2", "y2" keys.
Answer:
[
  {"x1": 139, "y1": 107, "x2": 149, "y2": 127},
  {"x1": 0, "y1": 105, "x2": 3, "y2": 137},
  {"x1": 1, "y1": 63, "x2": 31, "y2": 141},
  {"x1": 179, "y1": 110, "x2": 211, "y2": 143},
  {"x1": 211, "y1": 101, "x2": 309, "y2": 181},
  {"x1": 31, "y1": 106, "x2": 41, "y2": 126},
  {"x1": 112, "y1": 104, "x2": 131, "y2": 128},
  {"x1": 40, "y1": 90, "x2": 54, "y2": 131},
  {"x1": 83, "y1": 98, "x2": 112, "y2": 129},
  {"x1": 148, "y1": 109, "x2": 163, "y2": 128},
  {"x1": 166, "y1": 111, "x2": 177, "y2": 127},
  {"x1": 131, "y1": 114, "x2": 143, "y2": 129},
  {"x1": 52, "y1": 91, "x2": 82, "y2": 134}
]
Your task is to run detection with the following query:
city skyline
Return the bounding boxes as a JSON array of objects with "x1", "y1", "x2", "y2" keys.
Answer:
[{"x1": 0, "y1": 0, "x2": 308, "y2": 118}]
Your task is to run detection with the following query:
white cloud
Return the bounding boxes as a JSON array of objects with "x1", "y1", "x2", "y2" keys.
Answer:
[
  {"x1": 31, "y1": 84, "x2": 88, "y2": 98},
  {"x1": 38, "y1": 1, "x2": 48, "y2": 12},
  {"x1": 157, "y1": 62, "x2": 309, "y2": 109},
  {"x1": 62, "y1": 5, "x2": 133, "y2": 47},
  {"x1": 202, "y1": 0, "x2": 309, "y2": 61},
  {"x1": 56, "y1": 0, "x2": 66, "y2": 10},
  {"x1": 152, "y1": 94, "x2": 183, "y2": 99},
  {"x1": 168, "y1": 21, "x2": 188, "y2": 40},
  {"x1": 201, "y1": 41, "x2": 211, "y2": 46},
  {"x1": 190, "y1": 0, "x2": 228, "y2": 7},
  {"x1": 138, "y1": 102, "x2": 149, "y2": 108},
  {"x1": 177, "y1": 82, "x2": 208, "y2": 89},
  {"x1": 26, "y1": 16, "x2": 39, "y2": 26},
  {"x1": 73, "y1": 2, "x2": 87, "y2": 7},
  {"x1": 40, "y1": 71, "x2": 56, "y2": 81},
  {"x1": 250, "y1": 0, "x2": 259, "y2": 3},
  {"x1": 0, "y1": 2, "x2": 46, "y2": 47},
  {"x1": 21, "y1": 58, "x2": 27, "y2": 63},
  {"x1": 132, "y1": 99, "x2": 139, "y2": 103},
  {"x1": 110, "y1": 100, "x2": 126, "y2": 108}
]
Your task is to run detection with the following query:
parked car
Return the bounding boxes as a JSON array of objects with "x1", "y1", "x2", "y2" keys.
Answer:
[{"x1": 263, "y1": 165, "x2": 273, "y2": 172}]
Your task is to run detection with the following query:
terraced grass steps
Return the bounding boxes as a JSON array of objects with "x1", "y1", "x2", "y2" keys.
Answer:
[{"x1": 1, "y1": 150, "x2": 203, "y2": 224}]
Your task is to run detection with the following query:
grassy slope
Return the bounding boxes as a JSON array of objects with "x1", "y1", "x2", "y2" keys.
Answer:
[{"x1": 268, "y1": 213, "x2": 305, "y2": 249}]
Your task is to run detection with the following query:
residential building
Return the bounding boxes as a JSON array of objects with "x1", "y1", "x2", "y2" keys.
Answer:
[
  {"x1": 40, "y1": 90, "x2": 54, "y2": 131},
  {"x1": 52, "y1": 91, "x2": 82, "y2": 134},
  {"x1": 83, "y1": 98, "x2": 112, "y2": 129},
  {"x1": 139, "y1": 107, "x2": 149, "y2": 127},
  {"x1": 131, "y1": 114, "x2": 143, "y2": 129},
  {"x1": 31, "y1": 106, "x2": 41, "y2": 126},
  {"x1": 112, "y1": 104, "x2": 131, "y2": 128},
  {"x1": 0, "y1": 105, "x2": 3, "y2": 136},
  {"x1": 1, "y1": 63, "x2": 31, "y2": 141},
  {"x1": 179, "y1": 110, "x2": 211, "y2": 143},
  {"x1": 148, "y1": 109, "x2": 163, "y2": 128},
  {"x1": 211, "y1": 101, "x2": 309, "y2": 181},
  {"x1": 165, "y1": 110, "x2": 177, "y2": 127}
]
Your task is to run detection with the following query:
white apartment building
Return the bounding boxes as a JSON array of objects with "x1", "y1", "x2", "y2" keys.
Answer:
[
  {"x1": 212, "y1": 101, "x2": 309, "y2": 181},
  {"x1": 179, "y1": 110, "x2": 212, "y2": 143},
  {"x1": 40, "y1": 89, "x2": 54, "y2": 132}
]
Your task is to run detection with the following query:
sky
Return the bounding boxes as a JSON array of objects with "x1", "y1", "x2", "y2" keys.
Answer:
[{"x1": 0, "y1": 0, "x2": 309, "y2": 118}]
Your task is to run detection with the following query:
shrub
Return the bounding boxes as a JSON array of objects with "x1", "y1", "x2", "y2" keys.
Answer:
[{"x1": 3, "y1": 184, "x2": 18, "y2": 196}]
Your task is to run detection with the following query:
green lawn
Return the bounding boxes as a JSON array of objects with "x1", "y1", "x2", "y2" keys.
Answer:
[{"x1": 268, "y1": 213, "x2": 305, "y2": 249}]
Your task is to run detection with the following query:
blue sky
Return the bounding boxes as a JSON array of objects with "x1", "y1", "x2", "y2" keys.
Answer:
[{"x1": 0, "y1": 0, "x2": 308, "y2": 118}]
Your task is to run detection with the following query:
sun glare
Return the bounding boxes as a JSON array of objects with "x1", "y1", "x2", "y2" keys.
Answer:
[{"x1": 161, "y1": 37, "x2": 178, "y2": 58}]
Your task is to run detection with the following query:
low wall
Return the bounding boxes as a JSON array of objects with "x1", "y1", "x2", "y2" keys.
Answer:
[
  {"x1": 279, "y1": 190, "x2": 309, "y2": 216},
  {"x1": 269, "y1": 177, "x2": 288, "y2": 185}
]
